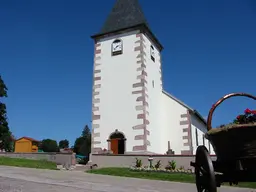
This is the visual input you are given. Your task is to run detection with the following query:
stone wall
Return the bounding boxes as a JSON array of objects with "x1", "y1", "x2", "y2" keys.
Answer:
[
  {"x1": 91, "y1": 154, "x2": 217, "y2": 170},
  {"x1": 0, "y1": 152, "x2": 76, "y2": 167}
]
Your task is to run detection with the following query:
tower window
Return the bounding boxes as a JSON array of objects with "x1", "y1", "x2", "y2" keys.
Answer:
[
  {"x1": 152, "y1": 80, "x2": 154, "y2": 88},
  {"x1": 150, "y1": 45, "x2": 155, "y2": 62}
]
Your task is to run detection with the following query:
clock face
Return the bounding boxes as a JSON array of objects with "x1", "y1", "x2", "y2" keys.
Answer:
[
  {"x1": 112, "y1": 39, "x2": 123, "y2": 56},
  {"x1": 112, "y1": 42, "x2": 122, "y2": 52}
]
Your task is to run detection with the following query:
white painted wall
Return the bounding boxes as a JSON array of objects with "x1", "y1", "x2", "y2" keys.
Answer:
[
  {"x1": 93, "y1": 30, "x2": 143, "y2": 152},
  {"x1": 159, "y1": 92, "x2": 189, "y2": 155},
  {"x1": 142, "y1": 34, "x2": 163, "y2": 153},
  {"x1": 190, "y1": 114, "x2": 215, "y2": 155}
]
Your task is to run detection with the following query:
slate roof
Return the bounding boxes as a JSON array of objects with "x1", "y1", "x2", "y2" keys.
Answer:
[{"x1": 100, "y1": 0, "x2": 149, "y2": 34}]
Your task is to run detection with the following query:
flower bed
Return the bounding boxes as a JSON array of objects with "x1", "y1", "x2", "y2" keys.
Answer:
[
  {"x1": 130, "y1": 166, "x2": 194, "y2": 174},
  {"x1": 129, "y1": 158, "x2": 194, "y2": 174}
]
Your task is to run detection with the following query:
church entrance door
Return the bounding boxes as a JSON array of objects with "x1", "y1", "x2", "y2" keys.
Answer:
[
  {"x1": 109, "y1": 130, "x2": 125, "y2": 155},
  {"x1": 110, "y1": 139, "x2": 119, "y2": 154}
]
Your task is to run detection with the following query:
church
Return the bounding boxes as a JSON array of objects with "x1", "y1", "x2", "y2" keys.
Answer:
[{"x1": 90, "y1": 0, "x2": 214, "y2": 155}]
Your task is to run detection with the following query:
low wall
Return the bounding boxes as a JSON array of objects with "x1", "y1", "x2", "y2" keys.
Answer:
[
  {"x1": 0, "y1": 152, "x2": 76, "y2": 167},
  {"x1": 91, "y1": 154, "x2": 217, "y2": 170}
]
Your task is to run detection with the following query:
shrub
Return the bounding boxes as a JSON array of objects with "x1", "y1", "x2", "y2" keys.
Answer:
[
  {"x1": 165, "y1": 160, "x2": 176, "y2": 170},
  {"x1": 154, "y1": 160, "x2": 161, "y2": 169},
  {"x1": 135, "y1": 158, "x2": 142, "y2": 168}
]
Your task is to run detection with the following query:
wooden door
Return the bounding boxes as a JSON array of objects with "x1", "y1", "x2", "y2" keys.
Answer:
[{"x1": 110, "y1": 139, "x2": 119, "y2": 154}]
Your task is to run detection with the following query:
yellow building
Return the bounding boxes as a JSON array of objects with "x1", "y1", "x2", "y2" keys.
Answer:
[{"x1": 14, "y1": 137, "x2": 39, "y2": 153}]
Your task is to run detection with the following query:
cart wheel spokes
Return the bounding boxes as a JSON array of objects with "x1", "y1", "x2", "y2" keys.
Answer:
[{"x1": 195, "y1": 146, "x2": 217, "y2": 192}]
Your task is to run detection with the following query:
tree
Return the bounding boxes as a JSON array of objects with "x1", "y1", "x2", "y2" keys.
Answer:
[
  {"x1": 58, "y1": 139, "x2": 69, "y2": 149},
  {"x1": 41, "y1": 139, "x2": 59, "y2": 152},
  {"x1": 0, "y1": 76, "x2": 12, "y2": 151},
  {"x1": 82, "y1": 125, "x2": 91, "y2": 139},
  {"x1": 73, "y1": 125, "x2": 91, "y2": 157}
]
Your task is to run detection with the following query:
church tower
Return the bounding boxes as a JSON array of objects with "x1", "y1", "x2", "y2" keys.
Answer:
[{"x1": 91, "y1": 0, "x2": 164, "y2": 154}]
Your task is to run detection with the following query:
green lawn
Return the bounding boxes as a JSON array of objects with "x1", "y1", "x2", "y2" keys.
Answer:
[
  {"x1": 0, "y1": 156, "x2": 57, "y2": 170},
  {"x1": 87, "y1": 167, "x2": 256, "y2": 189},
  {"x1": 88, "y1": 167, "x2": 195, "y2": 183}
]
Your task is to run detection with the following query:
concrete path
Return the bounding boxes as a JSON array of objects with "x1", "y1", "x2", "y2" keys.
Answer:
[{"x1": 0, "y1": 166, "x2": 254, "y2": 192}]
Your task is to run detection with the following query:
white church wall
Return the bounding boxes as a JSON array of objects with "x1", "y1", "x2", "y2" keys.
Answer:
[
  {"x1": 141, "y1": 34, "x2": 163, "y2": 153},
  {"x1": 190, "y1": 114, "x2": 215, "y2": 155},
  {"x1": 160, "y1": 91, "x2": 189, "y2": 155},
  {"x1": 92, "y1": 30, "x2": 145, "y2": 152}
]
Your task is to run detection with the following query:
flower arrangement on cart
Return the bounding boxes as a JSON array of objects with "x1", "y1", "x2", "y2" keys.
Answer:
[
  {"x1": 190, "y1": 93, "x2": 256, "y2": 192},
  {"x1": 234, "y1": 108, "x2": 256, "y2": 125}
]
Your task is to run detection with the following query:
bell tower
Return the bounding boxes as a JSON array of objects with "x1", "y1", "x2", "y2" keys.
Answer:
[{"x1": 91, "y1": 0, "x2": 163, "y2": 154}]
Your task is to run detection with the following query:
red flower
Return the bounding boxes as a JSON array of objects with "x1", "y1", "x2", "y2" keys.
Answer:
[
  {"x1": 244, "y1": 108, "x2": 251, "y2": 114},
  {"x1": 252, "y1": 110, "x2": 256, "y2": 115},
  {"x1": 237, "y1": 115, "x2": 241, "y2": 119}
]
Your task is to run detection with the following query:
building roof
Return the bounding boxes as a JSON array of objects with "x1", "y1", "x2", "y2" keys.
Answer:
[
  {"x1": 91, "y1": 0, "x2": 163, "y2": 51},
  {"x1": 16, "y1": 136, "x2": 40, "y2": 142},
  {"x1": 162, "y1": 90, "x2": 207, "y2": 125},
  {"x1": 100, "y1": 0, "x2": 149, "y2": 34}
]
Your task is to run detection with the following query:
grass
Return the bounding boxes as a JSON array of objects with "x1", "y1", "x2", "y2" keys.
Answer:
[
  {"x1": 87, "y1": 167, "x2": 195, "y2": 183},
  {"x1": 0, "y1": 156, "x2": 57, "y2": 170},
  {"x1": 87, "y1": 167, "x2": 256, "y2": 189}
]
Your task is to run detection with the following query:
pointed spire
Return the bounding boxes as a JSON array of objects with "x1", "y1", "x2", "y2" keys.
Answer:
[
  {"x1": 100, "y1": 0, "x2": 149, "y2": 34},
  {"x1": 92, "y1": 0, "x2": 163, "y2": 51}
]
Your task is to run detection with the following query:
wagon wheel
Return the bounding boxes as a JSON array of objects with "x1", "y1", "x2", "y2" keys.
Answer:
[{"x1": 195, "y1": 145, "x2": 217, "y2": 192}]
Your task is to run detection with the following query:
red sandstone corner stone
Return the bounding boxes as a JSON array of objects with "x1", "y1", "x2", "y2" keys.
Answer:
[
  {"x1": 134, "y1": 46, "x2": 143, "y2": 52},
  {"x1": 94, "y1": 77, "x2": 101, "y2": 81},
  {"x1": 134, "y1": 135, "x2": 145, "y2": 140},
  {"x1": 141, "y1": 78, "x2": 147, "y2": 84},
  {"x1": 137, "y1": 114, "x2": 146, "y2": 119},
  {"x1": 183, "y1": 135, "x2": 189, "y2": 140},
  {"x1": 141, "y1": 63, "x2": 146, "y2": 68},
  {"x1": 180, "y1": 114, "x2": 188, "y2": 118},
  {"x1": 132, "y1": 82, "x2": 145, "y2": 88},
  {"x1": 143, "y1": 119, "x2": 150, "y2": 125},
  {"x1": 132, "y1": 90, "x2": 143, "y2": 94},
  {"x1": 93, "y1": 115, "x2": 101, "y2": 120},
  {"x1": 136, "y1": 96, "x2": 145, "y2": 102},
  {"x1": 132, "y1": 124, "x2": 145, "y2": 130},
  {"x1": 180, "y1": 120, "x2": 189, "y2": 125},
  {"x1": 95, "y1": 49, "x2": 101, "y2": 54},
  {"x1": 142, "y1": 70, "x2": 147, "y2": 76},
  {"x1": 143, "y1": 101, "x2": 149, "y2": 107},
  {"x1": 183, "y1": 128, "x2": 188, "y2": 132},
  {"x1": 133, "y1": 145, "x2": 146, "y2": 151}
]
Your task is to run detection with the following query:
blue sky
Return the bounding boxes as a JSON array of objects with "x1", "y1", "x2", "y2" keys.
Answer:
[{"x1": 1, "y1": 0, "x2": 256, "y2": 146}]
